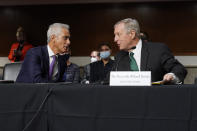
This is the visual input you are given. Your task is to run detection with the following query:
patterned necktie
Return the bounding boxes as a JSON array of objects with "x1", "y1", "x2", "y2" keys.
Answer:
[
  {"x1": 129, "y1": 52, "x2": 139, "y2": 71},
  {"x1": 49, "y1": 55, "x2": 56, "y2": 79}
]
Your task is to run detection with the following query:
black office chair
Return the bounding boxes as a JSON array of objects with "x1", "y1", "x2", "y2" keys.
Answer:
[
  {"x1": 195, "y1": 77, "x2": 197, "y2": 84},
  {"x1": 2, "y1": 62, "x2": 22, "y2": 82}
]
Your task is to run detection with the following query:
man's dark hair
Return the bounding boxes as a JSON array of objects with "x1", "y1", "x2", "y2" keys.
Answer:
[
  {"x1": 98, "y1": 42, "x2": 112, "y2": 50},
  {"x1": 140, "y1": 31, "x2": 150, "y2": 42}
]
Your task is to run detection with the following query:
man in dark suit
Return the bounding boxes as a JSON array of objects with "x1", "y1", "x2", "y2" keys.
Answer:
[
  {"x1": 81, "y1": 50, "x2": 100, "y2": 84},
  {"x1": 113, "y1": 18, "x2": 187, "y2": 83},
  {"x1": 16, "y1": 23, "x2": 71, "y2": 83}
]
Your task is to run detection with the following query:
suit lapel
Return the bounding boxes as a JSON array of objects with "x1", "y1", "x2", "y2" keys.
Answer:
[
  {"x1": 57, "y1": 54, "x2": 68, "y2": 81},
  {"x1": 57, "y1": 56, "x2": 62, "y2": 80},
  {"x1": 140, "y1": 42, "x2": 149, "y2": 71},
  {"x1": 125, "y1": 54, "x2": 131, "y2": 71},
  {"x1": 42, "y1": 46, "x2": 49, "y2": 76}
]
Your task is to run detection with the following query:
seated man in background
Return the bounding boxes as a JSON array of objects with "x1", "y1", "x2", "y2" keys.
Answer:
[
  {"x1": 113, "y1": 18, "x2": 187, "y2": 84},
  {"x1": 90, "y1": 43, "x2": 114, "y2": 83},
  {"x1": 8, "y1": 26, "x2": 33, "y2": 62},
  {"x1": 16, "y1": 23, "x2": 70, "y2": 83},
  {"x1": 62, "y1": 47, "x2": 80, "y2": 83},
  {"x1": 81, "y1": 50, "x2": 100, "y2": 84},
  {"x1": 90, "y1": 50, "x2": 100, "y2": 63}
]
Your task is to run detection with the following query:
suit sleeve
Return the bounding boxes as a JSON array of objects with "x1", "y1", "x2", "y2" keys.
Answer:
[
  {"x1": 160, "y1": 44, "x2": 187, "y2": 82},
  {"x1": 73, "y1": 65, "x2": 80, "y2": 83},
  {"x1": 16, "y1": 49, "x2": 49, "y2": 83},
  {"x1": 83, "y1": 65, "x2": 89, "y2": 80}
]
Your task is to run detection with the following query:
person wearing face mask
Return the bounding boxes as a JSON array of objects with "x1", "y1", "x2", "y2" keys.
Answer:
[
  {"x1": 81, "y1": 50, "x2": 100, "y2": 84},
  {"x1": 8, "y1": 26, "x2": 33, "y2": 62},
  {"x1": 62, "y1": 47, "x2": 80, "y2": 83},
  {"x1": 89, "y1": 43, "x2": 114, "y2": 83},
  {"x1": 90, "y1": 50, "x2": 100, "y2": 63}
]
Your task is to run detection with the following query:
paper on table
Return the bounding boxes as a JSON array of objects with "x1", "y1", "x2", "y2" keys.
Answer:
[{"x1": 152, "y1": 80, "x2": 164, "y2": 85}]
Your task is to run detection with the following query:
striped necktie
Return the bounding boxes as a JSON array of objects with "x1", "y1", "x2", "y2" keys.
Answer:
[{"x1": 49, "y1": 55, "x2": 56, "y2": 79}]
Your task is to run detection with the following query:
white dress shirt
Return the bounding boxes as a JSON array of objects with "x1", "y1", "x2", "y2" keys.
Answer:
[{"x1": 132, "y1": 39, "x2": 142, "y2": 71}]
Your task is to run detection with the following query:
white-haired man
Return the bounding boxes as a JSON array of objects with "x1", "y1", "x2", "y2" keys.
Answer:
[
  {"x1": 113, "y1": 18, "x2": 187, "y2": 84},
  {"x1": 16, "y1": 23, "x2": 70, "y2": 83}
]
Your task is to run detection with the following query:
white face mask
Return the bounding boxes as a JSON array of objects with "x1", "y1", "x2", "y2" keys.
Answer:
[{"x1": 91, "y1": 57, "x2": 98, "y2": 63}]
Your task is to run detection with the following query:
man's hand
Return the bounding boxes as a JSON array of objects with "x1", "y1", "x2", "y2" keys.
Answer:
[{"x1": 163, "y1": 73, "x2": 174, "y2": 83}]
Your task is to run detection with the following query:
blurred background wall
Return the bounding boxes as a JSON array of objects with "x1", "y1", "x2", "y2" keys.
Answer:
[{"x1": 0, "y1": 0, "x2": 196, "y2": 56}]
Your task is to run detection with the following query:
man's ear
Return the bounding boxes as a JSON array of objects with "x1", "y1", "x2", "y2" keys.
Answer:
[
  {"x1": 50, "y1": 35, "x2": 56, "y2": 42},
  {"x1": 130, "y1": 30, "x2": 136, "y2": 40}
]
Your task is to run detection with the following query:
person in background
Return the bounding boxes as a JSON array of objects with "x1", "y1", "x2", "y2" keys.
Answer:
[
  {"x1": 112, "y1": 18, "x2": 187, "y2": 84},
  {"x1": 8, "y1": 26, "x2": 33, "y2": 62},
  {"x1": 16, "y1": 23, "x2": 70, "y2": 83},
  {"x1": 81, "y1": 50, "x2": 100, "y2": 84},
  {"x1": 62, "y1": 47, "x2": 80, "y2": 83},
  {"x1": 140, "y1": 31, "x2": 150, "y2": 42},
  {"x1": 90, "y1": 50, "x2": 100, "y2": 63},
  {"x1": 90, "y1": 43, "x2": 114, "y2": 83}
]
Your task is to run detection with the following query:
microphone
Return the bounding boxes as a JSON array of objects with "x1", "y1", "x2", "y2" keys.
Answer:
[
  {"x1": 115, "y1": 55, "x2": 122, "y2": 71},
  {"x1": 115, "y1": 46, "x2": 136, "y2": 71}
]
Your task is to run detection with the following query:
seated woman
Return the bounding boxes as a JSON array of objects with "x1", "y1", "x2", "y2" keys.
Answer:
[
  {"x1": 90, "y1": 43, "x2": 114, "y2": 83},
  {"x1": 62, "y1": 48, "x2": 80, "y2": 83}
]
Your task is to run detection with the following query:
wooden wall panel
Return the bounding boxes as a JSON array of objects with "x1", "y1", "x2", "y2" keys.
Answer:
[
  {"x1": 0, "y1": 0, "x2": 194, "y2": 6},
  {"x1": 0, "y1": 2, "x2": 196, "y2": 56}
]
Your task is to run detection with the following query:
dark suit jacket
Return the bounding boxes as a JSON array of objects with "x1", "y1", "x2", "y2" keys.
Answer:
[
  {"x1": 112, "y1": 42, "x2": 187, "y2": 82},
  {"x1": 82, "y1": 64, "x2": 91, "y2": 81},
  {"x1": 63, "y1": 63, "x2": 80, "y2": 83},
  {"x1": 16, "y1": 45, "x2": 69, "y2": 83}
]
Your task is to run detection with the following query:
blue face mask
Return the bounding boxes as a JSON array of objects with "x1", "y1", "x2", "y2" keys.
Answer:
[{"x1": 100, "y1": 51, "x2": 110, "y2": 59}]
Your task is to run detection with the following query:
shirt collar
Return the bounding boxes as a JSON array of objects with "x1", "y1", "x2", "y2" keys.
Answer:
[
  {"x1": 47, "y1": 45, "x2": 55, "y2": 57},
  {"x1": 133, "y1": 39, "x2": 142, "y2": 54}
]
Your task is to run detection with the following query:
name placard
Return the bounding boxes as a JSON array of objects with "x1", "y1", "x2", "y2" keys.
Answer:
[{"x1": 110, "y1": 71, "x2": 151, "y2": 86}]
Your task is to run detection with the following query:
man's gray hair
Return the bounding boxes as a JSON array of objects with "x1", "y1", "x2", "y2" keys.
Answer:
[
  {"x1": 47, "y1": 23, "x2": 70, "y2": 43},
  {"x1": 114, "y1": 18, "x2": 141, "y2": 38}
]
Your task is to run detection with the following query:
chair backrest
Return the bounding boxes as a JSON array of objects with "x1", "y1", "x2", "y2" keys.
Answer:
[
  {"x1": 3, "y1": 62, "x2": 22, "y2": 81},
  {"x1": 195, "y1": 77, "x2": 197, "y2": 84}
]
